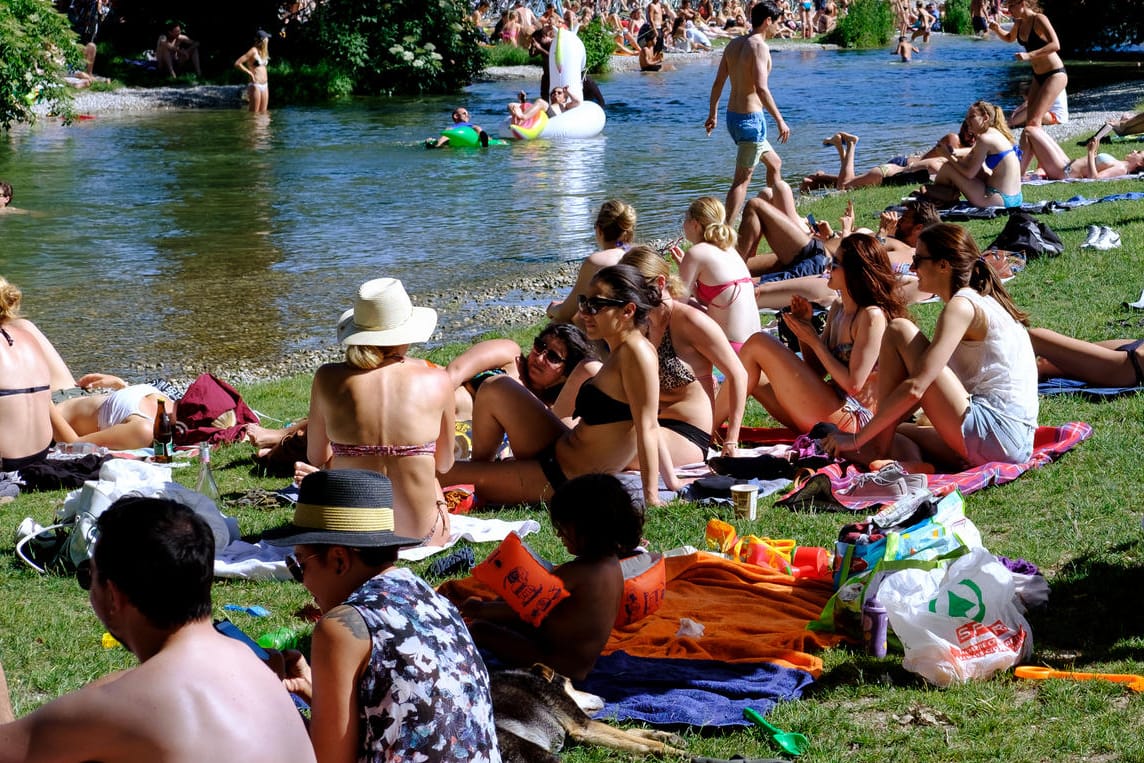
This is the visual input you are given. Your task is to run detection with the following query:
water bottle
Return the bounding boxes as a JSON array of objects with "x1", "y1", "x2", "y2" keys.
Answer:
[
  {"x1": 195, "y1": 442, "x2": 221, "y2": 502},
  {"x1": 862, "y1": 594, "x2": 889, "y2": 658},
  {"x1": 256, "y1": 627, "x2": 299, "y2": 650}
]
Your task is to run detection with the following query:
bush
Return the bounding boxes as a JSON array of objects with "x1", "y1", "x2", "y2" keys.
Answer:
[
  {"x1": 824, "y1": 0, "x2": 893, "y2": 48},
  {"x1": 579, "y1": 18, "x2": 615, "y2": 75},
  {"x1": 270, "y1": 60, "x2": 355, "y2": 103},
  {"x1": 1043, "y1": 0, "x2": 1144, "y2": 54},
  {"x1": 0, "y1": 0, "x2": 80, "y2": 128},
  {"x1": 941, "y1": 0, "x2": 972, "y2": 35},
  {"x1": 481, "y1": 43, "x2": 536, "y2": 67}
]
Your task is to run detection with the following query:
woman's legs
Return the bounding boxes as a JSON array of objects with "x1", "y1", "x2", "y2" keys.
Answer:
[
  {"x1": 738, "y1": 331, "x2": 853, "y2": 432},
  {"x1": 1019, "y1": 127, "x2": 1068, "y2": 179},
  {"x1": 1029, "y1": 328, "x2": 1142, "y2": 387},
  {"x1": 468, "y1": 375, "x2": 567, "y2": 460},
  {"x1": 932, "y1": 162, "x2": 997, "y2": 207},
  {"x1": 1020, "y1": 71, "x2": 1067, "y2": 173}
]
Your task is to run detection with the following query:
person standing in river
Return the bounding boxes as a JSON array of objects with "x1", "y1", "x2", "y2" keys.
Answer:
[
  {"x1": 235, "y1": 30, "x2": 271, "y2": 113},
  {"x1": 705, "y1": 0, "x2": 790, "y2": 225}
]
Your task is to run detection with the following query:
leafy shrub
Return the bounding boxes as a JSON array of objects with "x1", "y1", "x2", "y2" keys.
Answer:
[
  {"x1": 0, "y1": 0, "x2": 80, "y2": 128},
  {"x1": 942, "y1": 0, "x2": 972, "y2": 35},
  {"x1": 270, "y1": 60, "x2": 355, "y2": 103},
  {"x1": 825, "y1": 0, "x2": 893, "y2": 48},
  {"x1": 481, "y1": 43, "x2": 536, "y2": 67},
  {"x1": 1043, "y1": 0, "x2": 1144, "y2": 54},
  {"x1": 579, "y1": 18, "x2": 615, "y2": 75}
]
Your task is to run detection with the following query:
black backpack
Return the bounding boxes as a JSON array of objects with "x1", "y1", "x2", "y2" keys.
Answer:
[{"x1": 986, "y1": 211, "x2": 1064, "y2": 258}]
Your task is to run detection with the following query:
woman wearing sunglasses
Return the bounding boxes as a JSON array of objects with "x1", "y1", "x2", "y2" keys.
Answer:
[
  {"x1": 737, "y1": 233, "x2": 907, "y2": 435},
  {"x1": 821, "y1": 224, "x2": 1038, "y2": 471},
  {"x1": 441, "y1": 265, "x2": 669, "y2": 507},
  {"x1": 446, "y1": 323, "x2": 600, "y2": 422}
]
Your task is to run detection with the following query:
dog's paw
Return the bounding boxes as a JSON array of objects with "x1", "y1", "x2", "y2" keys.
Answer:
[{"x1": 629, "y1": 728, "x2": 688, "y2": 747}]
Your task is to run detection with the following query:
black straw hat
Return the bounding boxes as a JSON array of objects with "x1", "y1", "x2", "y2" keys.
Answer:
[{"x1": 263, "y1": 469, "x2": 422, "y2": 548}]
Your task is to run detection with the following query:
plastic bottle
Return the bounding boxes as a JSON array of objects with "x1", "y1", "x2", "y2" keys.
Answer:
[
  {"x1": 862, "y1": 595, "x2": 889, "y2": 658},
  {"x1": 152, "y1": 398, "x2": 174, "y2": 463},
  {"x1": 196, "y1": 442, "x2": 221, "y2": 502},
  {"x1": 101, "y1": 632, "x2": 122, "y2": 649},
  {"x1": 257, "y1": 627, "x2": 299, "y2": 650}
]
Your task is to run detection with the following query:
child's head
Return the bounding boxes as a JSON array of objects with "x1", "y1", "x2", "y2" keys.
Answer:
[{"x1": 548, "y1": 474, "x2": 644, "y2": 559}]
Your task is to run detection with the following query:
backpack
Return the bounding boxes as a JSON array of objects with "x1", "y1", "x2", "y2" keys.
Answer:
[{"x1": 986, "y1": 211, "x2": 1064, "y2": 258}]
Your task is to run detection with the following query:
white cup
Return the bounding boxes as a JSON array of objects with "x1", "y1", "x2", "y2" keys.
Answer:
[{"x1": 730, "y1": 483, "x2": 758, "y2": 521}]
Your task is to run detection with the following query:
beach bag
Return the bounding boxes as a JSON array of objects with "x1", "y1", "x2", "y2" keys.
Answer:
[
  {"x1": 985, "y1": 211, "x2": 1063, "y2": 258},
  {"x1": 879, "y1": 547, "x2": 1032, "y2": 686}
]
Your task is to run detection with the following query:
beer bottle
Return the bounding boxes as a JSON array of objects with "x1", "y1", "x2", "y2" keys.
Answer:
[{"x1": 153, "y1": 398, "x2": 174, "y2": 463}]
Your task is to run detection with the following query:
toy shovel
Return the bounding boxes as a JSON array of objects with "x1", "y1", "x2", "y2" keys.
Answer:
[
  {"x1": 743, "y1": 707, "x2": 809, "y2": 756},
  {"x1": 1014, "y1": 666, "x2": 1144, "y2": 692}
]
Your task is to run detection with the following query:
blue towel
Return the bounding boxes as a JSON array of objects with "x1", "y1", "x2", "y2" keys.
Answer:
[
  {"x1": 577, "y1": 651, "x2": 815, "y2": 728},
  {"x1": 1038, "y1": 377, "x2": 1144, "y2": 400}
]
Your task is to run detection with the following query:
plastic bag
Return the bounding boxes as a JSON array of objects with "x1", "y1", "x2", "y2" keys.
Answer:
[{"x1": 880, "y1": 547, "x2": 1032, "y2": 687}]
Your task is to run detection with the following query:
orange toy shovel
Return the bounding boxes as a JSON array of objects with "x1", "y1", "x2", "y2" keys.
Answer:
[{"x1": 1014, "y1": 666, "x2": 1144, "y2": 692}]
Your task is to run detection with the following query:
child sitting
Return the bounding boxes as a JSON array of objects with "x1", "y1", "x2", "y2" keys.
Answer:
[{"x1": 462, "y1": 473, "x2": 645, "y2": 680}]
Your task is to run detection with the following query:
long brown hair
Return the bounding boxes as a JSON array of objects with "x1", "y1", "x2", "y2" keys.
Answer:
[
  {"x1": 837, "y1": 234, "x2": 909, "y2": 319},
  {"x1": 917, "y1": 223, "x2": 1029, "y2": 325}
]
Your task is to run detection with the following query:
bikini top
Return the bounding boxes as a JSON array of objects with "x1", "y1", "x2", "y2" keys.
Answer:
[
  {"x1": 658, "y1": 326, "x2": 697, "y2": 390},
  {"x1": 573, "y1": 381, "x2": 632, "y2": 425},
  {"x1": 1018, "y1": 21, "x2": 1048, "y2": 53},
  {"x1": 253, "y1": 52, "x2": 268, "y2": 67},
  {"x1": 984, "y1": 144, "x2": 1022, "y2": 171},
  {"x1": 330, "y1": 441, "x2": 437, "y2": 457},
  {"x1": 0, "y1": 325, "x2": 50, "y2": 397},
  {"x1": 694, "y1": 276, "x2": 752, "y2": 307}
]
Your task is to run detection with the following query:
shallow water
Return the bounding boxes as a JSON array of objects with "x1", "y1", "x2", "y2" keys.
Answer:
[{"x1": 0, "y1": 35, "x2": 1139, "y2": 377}]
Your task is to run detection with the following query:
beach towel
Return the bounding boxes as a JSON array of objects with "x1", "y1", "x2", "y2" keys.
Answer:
[
  {"x1": 776, "y1": 423, "x2": 1092, "y2": 511},
  {"x1": 1038, "y1": 377, "x2": 1144, "y2": 400}
]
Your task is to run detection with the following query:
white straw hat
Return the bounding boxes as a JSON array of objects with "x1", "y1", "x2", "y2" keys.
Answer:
[{"x1": 336, "y1": 278, "x2": 437, "y2": 346}]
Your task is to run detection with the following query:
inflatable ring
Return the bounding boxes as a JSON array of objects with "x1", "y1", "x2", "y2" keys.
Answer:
[{"x1": 438, "y1": 126, "x2": 507, "y2": 148}]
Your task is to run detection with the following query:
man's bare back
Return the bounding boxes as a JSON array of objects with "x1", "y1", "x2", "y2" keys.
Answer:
[{"x1": 722, "y1": 33, "x2": 772, "y2": 113}]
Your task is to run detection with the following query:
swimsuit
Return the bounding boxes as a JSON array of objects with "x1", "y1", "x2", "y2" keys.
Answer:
[
  {"x1": 694, "y1": 276, "x2": 752, "y2": 306},
  {"x1": 1032, "y1": 67, "x2": 1066, "y2": 84},
  {"x1": 0, "y1": 446, "x2": 50, "y2": 471},
  {"x1": 96, "y1": 384, "x2": 163, "y2": 430},
  {"x1": 756, "y1": 238, "x2": 828, "y2": 284},
  {"x1": 0, "y1": 325, "x2": 51, "y2": 398},
  {"x1": 657, "y1": 327, "x2": 697, "y2": 390},
  {"x1": 1118, "y1": 339, "x2": 1144, "y2": 386},
  {"x1": 1019, "y1": 21, "x2": 1066, "y2": 83},
  {"x1": 251, "y1": 82, "x2": 269, "y2": 93},
  {"x1": 573, "y1": 381, "x2": 632, "y2": 425},
  {"x1": 658, "y1": 418, "x2": 711, "y2": 456},
  {"x1": 984, "y1": 144, "x2": 1021, "y2": 171},
  {"x1": 330, "y1": 442, "x2": 437, "y2": 457},
  {"x1": 985, "y1": 186, "x2": 1023, "y2": 208},
  {"x1": 726, "y1": 110, "x2": 774, "y2": 169},
  {"x1": 641, "y1": 63, "x2": 663, "y2": 72}
]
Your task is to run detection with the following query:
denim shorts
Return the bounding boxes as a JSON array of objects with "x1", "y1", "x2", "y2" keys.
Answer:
[
  {"x1": 961, "y1": 397, "x2": 1034, "y2": 465},
  {"x1": 727, "y1": 110, "x2": 773, "y2": 168},
  {"x1": 756, "y1": 239, "x2": 828, "y2": 284}
]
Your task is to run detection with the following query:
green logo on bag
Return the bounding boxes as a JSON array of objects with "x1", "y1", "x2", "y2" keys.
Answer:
[{"x1": 928, "y1": 578, "x2": 986, "y2": 622}]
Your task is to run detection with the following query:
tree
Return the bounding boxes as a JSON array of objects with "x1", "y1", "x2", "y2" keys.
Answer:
[
  {"x1": 0, "y1": 0, "x2": 80, "y2": 129},
  {"x1": 1042, "y1": 0, "x2": 1144, "y2": 55}
]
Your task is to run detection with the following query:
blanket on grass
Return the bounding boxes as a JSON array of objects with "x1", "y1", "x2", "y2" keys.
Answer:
[
  {"x1": 771, "y1": 422, "x2": 1092, "y2": 511},
  {"x1": 1039, "y1": 377, "x2": 1144, "y2": 400},
  {"x1": 440, "y1": 551, "x2": 842, "y2": 727}
]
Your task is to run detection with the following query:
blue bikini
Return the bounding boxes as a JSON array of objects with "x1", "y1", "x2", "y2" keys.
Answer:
[{"x1": 984, "y1": 144, "x2": 1024, "y2": 208}]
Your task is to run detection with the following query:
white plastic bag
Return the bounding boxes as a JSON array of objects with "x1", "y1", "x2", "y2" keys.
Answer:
[{"x1": 879, "y1": 547, "x2": 1032, "y2": 687}]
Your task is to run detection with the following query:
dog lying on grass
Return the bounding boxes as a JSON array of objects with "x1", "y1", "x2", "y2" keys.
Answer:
[{"x1": 491, "y1": 664, "x2": 688, "y2": 762}]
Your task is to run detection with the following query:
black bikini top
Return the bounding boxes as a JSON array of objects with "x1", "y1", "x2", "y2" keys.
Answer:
[
  {"x1": 573, "y1": 382, "x2": 633, "y2": 425},
  {"x1": 1018, "y1": 20, "x2": 1049, "y2": 53}
]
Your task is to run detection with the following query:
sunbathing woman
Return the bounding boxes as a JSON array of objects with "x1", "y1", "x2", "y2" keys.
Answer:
[
  {"x1": 548, "y1": 199, "x2": 637, "y2": 324},
  {"x1": 462, "y1": 473, "x2": 642, "y2": 680},
  {"x1": 622, "y1": 246, "x2": 748, "y2": 459},
  {"x1": 0, "y1": 277, "x2": 54, "y2": 469},
  {"x1": 447, "y1": 323, "x2": 600, "y2": 422},
  {"x1": 800, "y1": 130, "x2": 963, "y2": 192},
  {"x1": 671, "y1": 196, "x2": 761, "y2": 349},
  {"x1": 821, "y1": 224, "x2": 1038, "y2": 471},
  {"x1": 927, "y1": 101, "x2": 1023, "y2": 209},
  {"x1": 1029, "y1": 328, "x2": 1144, "y2": 388},
  {"x1": 304, "y1": 278, "x2": 455, "y2": 546},
  {"x1": 442, "y1": 265, "x2": 666, "y2": 506},
  {"x1": 1022, "y1": 129, "x2": 1144, "y2": 180},
  {"x1": 738, "y1": 233, "x2": 907, "y2": 434}
]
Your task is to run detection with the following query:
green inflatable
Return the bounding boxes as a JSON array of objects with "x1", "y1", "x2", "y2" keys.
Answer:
[{"x1": 439, "y1": 125, "x2": 507, "y2": 148}]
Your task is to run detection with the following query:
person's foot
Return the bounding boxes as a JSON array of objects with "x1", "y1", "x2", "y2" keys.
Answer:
[
  {"x1": 245, "y1": 423, "x2": 289, "y2": 449},
  {"x1": 839, "y1": 131, "x2": 859, "y2": 145},
  {"x1": 822, "y1": 132, "x2": 842, "y2": 147}
]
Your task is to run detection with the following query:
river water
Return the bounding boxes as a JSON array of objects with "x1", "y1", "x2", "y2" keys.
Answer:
[{"x1": 0, "y1": 35, "x2": 1139, "y2": 378}]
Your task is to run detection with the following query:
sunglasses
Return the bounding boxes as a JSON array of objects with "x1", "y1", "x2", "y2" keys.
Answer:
[
  {"x1": 285, "y1": 552, "x2": 321, "y2": 584},
  {"x1": 532, "y1": 337, "x2": 567, "y2": 365},
  {"x1": 577, "y1": 294, "x2": 628, "y2": 315},
  {"x1": 911, "y1": 254, "x2": 935, "y2": 268},
  {"x1": 826, "y1": 258, "x2": 844, "y2": 270}
]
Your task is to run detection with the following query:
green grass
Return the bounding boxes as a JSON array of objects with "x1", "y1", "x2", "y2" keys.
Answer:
[{"x1": 4, "y1": 144, "x2": 1144, "y2": 760}]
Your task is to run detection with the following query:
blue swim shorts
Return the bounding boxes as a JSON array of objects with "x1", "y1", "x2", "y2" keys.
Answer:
[
  {"x1": 727, "y1": 110, "x2": 773, "y2": 169},
  {"x1": 960, "y1": 396, "x2": 1034, "y2": 466},
  {"x1": 756, "y1": 238, "x2": 828, "y2": 284}
]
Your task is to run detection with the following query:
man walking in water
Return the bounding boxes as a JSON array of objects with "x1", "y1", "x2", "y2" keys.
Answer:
[{"x1": 705, "y1": 0, "x2": 790, "y2": 224}]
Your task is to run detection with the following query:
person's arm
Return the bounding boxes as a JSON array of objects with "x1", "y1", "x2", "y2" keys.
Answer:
[
  {"x1": 306, "y1": 369, "x2": 333, "y2": 469},
  {"x1": 673, "y1": 246, "x2": 702, "y2": 299},
  {"x1": 0, "y1": 660, "x2": 13, "y2": 723},
  {"x1": 679, "y1": 308, "x2": 747, "y2": 453},
  {"x1": 432, "y1": 368, "x2": 456, "y2": 475},
  {"x1": 0, "y1": 677, "x2": 129, "y2": 763},
  {"x1": 74, "y1": 373, "x2": 127, "y2": 390},
  {"x1": 235, "y1": 48, "x2": 256, "y2": 80},
  {"x1": 308, "y1": 606, "x2": 371, "y2": 763},
  {"x1": 1017, "y1": 14, "x2": 1059, "y2": 61},
  {"x1": 987, "y1": 17, "x2": 1016, "y2": 42},
  {"x1": 550, "y1": 359, "x2": 601, "y2": 421},
  {"x1": 620, "y1": 341, "x2": 662, "y2": 506},
  {"x1": 754, "y1": 51, "x2": 789, "y2": 143},
  {"x1": 705, "y1": 53, "x2": 729, "y2": 134},
  {"x1": 826, "y1": 296, "x2": 974, "y2": 452},
  {"x1": 1085, "y1": 139, "x2": 1100, "y2": 178},
  {"x1": 945, "y1": 136, "x2": 987, "y2": 179},
  {"x1": 445, "y1": 339, "x2": 520, "y2": 389}
]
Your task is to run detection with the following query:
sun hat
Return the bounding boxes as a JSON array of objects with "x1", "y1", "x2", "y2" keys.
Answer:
[
  {"x1": 257, "y1": 29, "x2": 271, "y2": 39},
  {"x1": 262, "y1": 469, "x2": 422, "y2": 548},
  {"x1": 336, "y1": 278, "x2": 438, "y2": 347}
]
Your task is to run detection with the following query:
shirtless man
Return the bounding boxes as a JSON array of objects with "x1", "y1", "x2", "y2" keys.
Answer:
[
  {"x1": 155, "y1": 22, "x2": 201, "y2": 79},
  {"x1": 0, "y1": 496, "x2": 316, "y2": 763},
  {"x1": 513, "y1": 0, "x2": 538, "y2": 35},
  {"x1": 705, "y1": 0, "x2": 790, "y2": 224}
]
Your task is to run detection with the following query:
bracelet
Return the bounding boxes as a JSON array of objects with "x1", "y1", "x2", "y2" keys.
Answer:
[{"x1": 723, "y1": 441, "x2": 739, "y2": 448}]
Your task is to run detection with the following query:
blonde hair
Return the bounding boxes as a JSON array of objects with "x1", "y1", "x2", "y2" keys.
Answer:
[
  {"x1": 687, "y1": 196, "x2": 737, "y2": 250},
  {"x1": 595, "y1": 199, "x2": 637, "y2": 245},
  {"x1": 619, "y1": 245, "x2": 684, "y2": 299},
  {"x1": 0, "y1": 277, "x2": 23, "y2": 322},
  {"x1": 971, "y1": 100, "x2": 1015, "y2": 144},
  {"x1": 345, "y1": 344, "x2": 404, "y2": 369}
]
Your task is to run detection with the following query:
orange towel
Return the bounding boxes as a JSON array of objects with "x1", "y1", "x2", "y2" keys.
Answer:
[{"x1": 439, "y1": 551, "x2": 842, "y2": 677}]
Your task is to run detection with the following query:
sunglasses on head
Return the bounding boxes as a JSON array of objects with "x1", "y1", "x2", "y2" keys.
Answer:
[
  {"x1": 577, "y1": 294, "x2": 628, "y2": 315},
  {"x1": 532, "y1": 337, "x2": 566, "y2": 365}
]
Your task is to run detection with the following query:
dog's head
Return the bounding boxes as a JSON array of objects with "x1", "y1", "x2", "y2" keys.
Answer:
[{"x1": 528, "y1": 664, "x2": 605, "y2": 715}]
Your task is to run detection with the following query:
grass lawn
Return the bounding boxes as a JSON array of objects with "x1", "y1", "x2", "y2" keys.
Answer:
[{"x1": 3, "y1": 154, "x2": 1144, "y2": 761}]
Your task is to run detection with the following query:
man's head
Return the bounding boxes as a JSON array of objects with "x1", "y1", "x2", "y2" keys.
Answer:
[
  {"x1": 166, "y1": 22, "x2": 182, "y2": 39},
  {"x1": 89, "y1": 497, "x2": 214, "y2": 632},
  {"x1": 452, "y1": 107, "x2": 470, "y2": 123},
  {"x1": 0, "y1": 182, "x2": 11, "y2": 208},
  {"x1": 898, "y1": 199, "x2": 940, "y2": 245},
  {"x1": 751, "y1": 0, "x2": 782, "y2": 29}
]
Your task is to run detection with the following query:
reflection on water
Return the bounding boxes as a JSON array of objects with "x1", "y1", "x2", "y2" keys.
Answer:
[{"x1": 0, "y1": 35, "x2": 1139, "y2": 377}]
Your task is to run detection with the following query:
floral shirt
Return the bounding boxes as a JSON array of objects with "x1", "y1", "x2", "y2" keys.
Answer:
[{"x1": 345, "y1": 568, "x2": 501, "y2": 763}]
